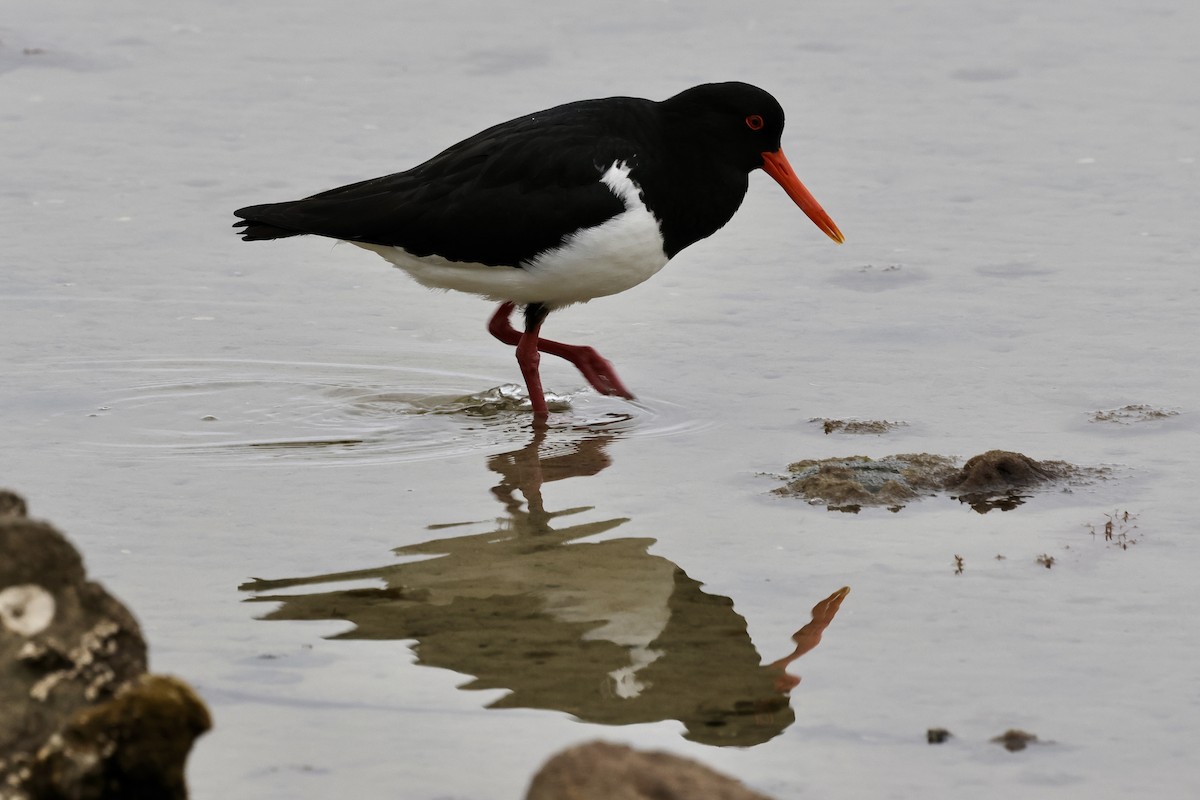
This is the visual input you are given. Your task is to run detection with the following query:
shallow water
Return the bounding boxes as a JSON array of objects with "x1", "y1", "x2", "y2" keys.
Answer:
[{"x1": 4, "y1": 0, "x2": 1200, "y2": 797}]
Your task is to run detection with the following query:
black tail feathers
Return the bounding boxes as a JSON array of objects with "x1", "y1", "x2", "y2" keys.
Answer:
[
  {"x1": 232, "y1": 202, "x2": 305, "y2": 241},
  {"x1": 232, "y1": 218, "x2": 303, "y2": 241}
]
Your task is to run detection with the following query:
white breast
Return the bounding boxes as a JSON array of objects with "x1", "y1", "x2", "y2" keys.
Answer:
[{"x1": 353, "y1": 162, "x2": 670, "y2": 308}]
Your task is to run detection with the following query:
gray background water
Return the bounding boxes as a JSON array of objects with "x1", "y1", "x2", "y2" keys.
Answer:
[{"x1": 4, "y1": 0, "x2": 1199, "y2": 796}]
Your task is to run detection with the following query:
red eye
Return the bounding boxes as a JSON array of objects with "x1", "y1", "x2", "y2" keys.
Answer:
[{"x1": 745, "y1": 114, "x2": 764, "y2": 131}]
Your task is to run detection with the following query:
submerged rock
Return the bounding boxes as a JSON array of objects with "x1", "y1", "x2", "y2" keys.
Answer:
[
  {"x1": 990, "y1": 728, "x2": 1040, "y2": 752},
  {"x1": 811, "y1": 418, "x2": 908, "y2": 435},
  {"x1": 0, "y1": 489, "x2": 210, "y2": 799},
  {"x1": 774, "y1": 450, "x2": 1084, "y2": 512},
  {"x1": 926, "y1": 727, "x2": 952, "y2": 744},
  {"x1": 1090, "y1": 404, "x2": 1178, "y2": 424},
  {"x1": 526, "y1": 741, "x2": 776, "y2": 800}
]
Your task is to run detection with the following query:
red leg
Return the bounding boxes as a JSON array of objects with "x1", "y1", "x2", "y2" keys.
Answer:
[
  {"x1": 492, "y1": 302, "x2": 551, "y2": 421},
  {"x1": 515, "y1": 326, "x2": 549, "y2": 421},
  {"x1": 487, "y1": 302, "x2": 522, "y2": 347},
  {"x1": 486, "y1": 302, "x2": 634, "y2": 400}
]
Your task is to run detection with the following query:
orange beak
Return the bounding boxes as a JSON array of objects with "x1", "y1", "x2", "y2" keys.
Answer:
[{"x1": 760, "y1": 149, "x2": 844, "y2": 244}]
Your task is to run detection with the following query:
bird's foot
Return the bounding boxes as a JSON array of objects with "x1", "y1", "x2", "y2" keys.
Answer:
[{"x1": 540, "y1": 342, "x2": 634, "y2": 399}]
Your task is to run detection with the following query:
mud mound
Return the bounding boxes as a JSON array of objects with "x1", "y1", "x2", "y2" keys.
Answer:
[{"x1": 774, "y1": 450, "x2": 1090, "y2": 512}]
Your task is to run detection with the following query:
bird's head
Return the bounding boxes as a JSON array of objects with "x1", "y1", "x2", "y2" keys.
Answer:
[{"x1": 665, "y1": 82, "x2": 844, "y2": 244}]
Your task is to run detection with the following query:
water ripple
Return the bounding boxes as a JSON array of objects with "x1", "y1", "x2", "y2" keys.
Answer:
[{"x1": 48, "y1": 358, "x2": 711, "y2": 465}]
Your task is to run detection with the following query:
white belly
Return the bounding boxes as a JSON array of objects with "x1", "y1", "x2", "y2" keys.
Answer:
[{"x1": 352, "y1": 162, "x2": 669, "y2": 308}]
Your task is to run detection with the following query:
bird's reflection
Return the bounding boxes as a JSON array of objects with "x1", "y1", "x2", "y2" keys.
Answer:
[{"x1": 241, "y1": 431, "x2": 848, "y2": 746}]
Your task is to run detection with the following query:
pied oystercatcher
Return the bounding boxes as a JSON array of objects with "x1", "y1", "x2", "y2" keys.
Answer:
[{"x1": 234, "y1": 82, "x2": 843, "y2": 420}]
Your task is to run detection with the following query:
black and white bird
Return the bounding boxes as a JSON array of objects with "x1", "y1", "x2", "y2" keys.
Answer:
[{"x1": 234, "y1": 82, "x2": 843, "y2": 421}]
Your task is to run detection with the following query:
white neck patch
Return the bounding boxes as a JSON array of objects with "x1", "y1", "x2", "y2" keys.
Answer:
[{"x1": 520, "y1": 161, "x2": 669, "y2": 307}]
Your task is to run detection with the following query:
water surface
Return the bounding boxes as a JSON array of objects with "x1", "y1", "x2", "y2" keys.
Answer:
[{"x1": 4, "y1": 1, "x2": 1199, "y2": 797}]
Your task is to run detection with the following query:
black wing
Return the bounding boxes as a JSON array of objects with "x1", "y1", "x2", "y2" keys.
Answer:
[{"x1": 234, "y1": 99, "x2": 656, "y2": 267}]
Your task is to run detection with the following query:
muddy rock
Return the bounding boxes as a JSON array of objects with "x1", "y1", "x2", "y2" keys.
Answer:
[
  {"x1": 525, "y1": 741, "x2": 775, "y2": 800},
  {"x1": 947, "y1": 450, "x2": 1078, "y2": 513},
  {"x1": 773, "y1": 453, "x2": 960, "y2": 511},
  {"x1": 775, "y1": 450, "x2": 1084, "y2": 512},
  {"x1": 947, "y1": 450, "x2": 1070, "y2": 494},
  {"x1": 0, "y1": 490, "x2": 210, "y2": 799},
  {"x1": 0, "y1": 489, "x2": 27, "y2": 519},
  {"x1": 25, "y1": 674, "x2": 211, "y2": 800}
]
